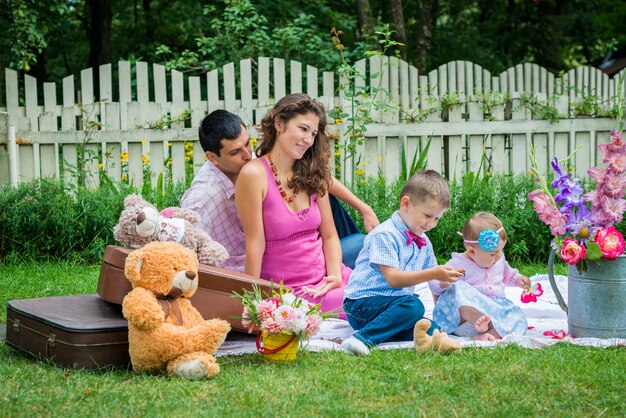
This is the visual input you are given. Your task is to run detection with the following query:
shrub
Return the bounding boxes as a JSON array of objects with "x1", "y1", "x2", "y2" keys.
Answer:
[
  {"x1": 344, "y1": 172, "x2": 610, "y2": 265},
  {"x1": 2, "y1": 174, "x2": 621, "y2": 265},
  {"x1": 0, "y1": 179, "x2": 187, "y2": 264}
]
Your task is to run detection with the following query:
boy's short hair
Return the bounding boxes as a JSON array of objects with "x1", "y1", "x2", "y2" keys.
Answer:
[
  {"x1": 400, "y1": 170, "x2": 450, "y2": 208},
  {"x1": 198, "y1": 110, "x2": 245, "y2": 155},
  {"x1": 462, "y1": 212, "x2": 508, "y2": 242}
]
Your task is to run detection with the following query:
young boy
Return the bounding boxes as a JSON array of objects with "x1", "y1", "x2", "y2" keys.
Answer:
[{"x1": 341, "y1": 170, "x2": 463, "y2": 355}]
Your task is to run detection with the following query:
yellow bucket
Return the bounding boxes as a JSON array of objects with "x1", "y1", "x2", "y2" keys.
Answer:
[{"x1": 256, "y1": 332, "x2": 299, "y2": 363}]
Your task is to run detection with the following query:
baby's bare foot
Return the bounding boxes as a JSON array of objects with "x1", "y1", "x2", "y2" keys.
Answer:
[
  {"x1": 473, "y1": 332, "x2": 496, "y2": 341},
  {"x1": 475, "y1": 315, "x2": 491, "y2": 334}
]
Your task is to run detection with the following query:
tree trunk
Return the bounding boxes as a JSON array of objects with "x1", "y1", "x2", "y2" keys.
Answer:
[
  {"x1": 143, "y1": 0, "x2": 154, "y2": 46},
  {"x1": 413, "y1": 0, "x2": 438, "y2": 73},
  {"x1": 390, "y1": 0, "x2": 407, "y2": 60},
  {"x1": 355, "y1": 0, "x2": 378, "y2": 48},
  {"x1": 88, "y1": 0, "x2": 112, "y2": 70}
]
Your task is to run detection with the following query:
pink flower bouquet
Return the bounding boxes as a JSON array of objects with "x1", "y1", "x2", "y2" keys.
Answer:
[
  {"x1": 528, "y1": 129, "x2": 626, "y2": 271},
  {"x1": 232, "y1": 283, "x2": 334, "y2": 340}
]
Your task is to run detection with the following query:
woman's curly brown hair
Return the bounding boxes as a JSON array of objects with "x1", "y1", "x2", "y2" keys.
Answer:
[{"x1": 257, "y1": 93, "x2": 331, "y2": 197}]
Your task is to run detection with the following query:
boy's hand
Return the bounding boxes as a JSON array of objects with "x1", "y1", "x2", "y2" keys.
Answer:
[
  {"x1": 431, "y1": 266, "x2": 464, "y2": 283},
  {"x1": 516, "y1": 276, "x2": 531, "y2": 288}
]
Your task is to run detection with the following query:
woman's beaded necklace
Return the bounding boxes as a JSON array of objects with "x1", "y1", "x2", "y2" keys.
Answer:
[{"x1": 267, "y1": 153, "x2": 298, "y2": 203}]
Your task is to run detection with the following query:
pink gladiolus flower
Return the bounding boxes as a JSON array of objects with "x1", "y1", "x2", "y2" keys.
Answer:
[
  {"x1": 601, "y1": 173, "x2": 626, "y2": 198},
  {"x1": 528, "y1": 190, "x2": 568, "y2": 235},
  {"x1": 560, "y1": 238, "x2": 586, "y2": 264},
  {"x1": 587, "y1": 167, "x2": 606, "y2": 184},
  {"x1": 593, "y1": 196, "x2": 626, "y2": 226},
  {"x1": 521, "y1": 283, "x2": 544, "y2": 303},
  {"x1": 594, "y1": 226, "x2": 626, "y2": 259},
  {"x1": 598, "y1": 130, "x2": 626, "y2": 173},
  {"x1": 528, "y1": 189, "x2": 553, "y2": 214}
]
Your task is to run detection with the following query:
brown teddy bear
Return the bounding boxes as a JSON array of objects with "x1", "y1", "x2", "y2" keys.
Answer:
[
  {"x1": 122, "y1": 241, "x2": 231, "y2": 380},
  {"x1": 113, "y1": 194, "x2": 229, "y2": 267},
  {"x1": 413, "y1": 319, "x2": 461, "y2": 354}
]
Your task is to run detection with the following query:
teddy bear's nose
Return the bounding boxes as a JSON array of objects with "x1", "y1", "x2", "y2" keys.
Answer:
[
  {"x1": 137, "y1": 212, "x2": 146, "y2": 225},
  {"x1": 185, "y1": 271, "x2": 196, "y2": 280}
]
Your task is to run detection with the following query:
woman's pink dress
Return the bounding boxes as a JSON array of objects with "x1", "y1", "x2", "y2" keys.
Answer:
[{"x1": 259, "y1": 158, "x2": 350, "y2": 319}]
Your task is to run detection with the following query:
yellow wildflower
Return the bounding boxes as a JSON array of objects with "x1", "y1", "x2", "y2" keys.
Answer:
[
  {"x1": 334, "y1": 118, "x2": 342, "y2": 124},
  {"x1": 166, "y1": 159, "x2": 172, "y2": 166},
  {"x1": 250, "y1": 137, "x2": 258, "y2": 146},
  {"x1": 361, "y1": 161, "x2": 366, "y2": 167},
  {"x1": 334, "y1": 149, "x2": 341, "y2": 157},
  {"x1": 184, "y1": 156, "x2": 190, "y2": 162},
  {"x1": 167, "y1": 142, "x2": 172, "y2": 147},
  {"x1": 120, "y1": 152, "x2": 128, "y2": 163},
  {"x1": 142, "y1": 154, "x2": 149, "y2": 164},
  {"x1": 98, "y1": 163, "x2": 104, "y2": 170},
  {"x1": 121, "y1": 175, "x2": 128, "y2": 182},
  {"x1": 377, "y1": 156, "x2": 382, "y2": 162},
  {"x1": 186, "y1": 150, "x2": 194, "y2": 156},
  {"x1": 356, "y1": 168, "x2": 365, "y2": 176},
  {"x1": 141, "y1": 140, "x2": 146, "y2": 145}
]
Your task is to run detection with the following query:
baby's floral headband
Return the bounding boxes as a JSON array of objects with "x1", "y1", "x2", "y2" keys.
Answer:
[{"x1": 458, "y1": 227, "x2": 505, "y2": 251}]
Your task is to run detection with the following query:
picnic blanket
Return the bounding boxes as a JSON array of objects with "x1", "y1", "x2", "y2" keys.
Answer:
[{"x1": 216, "y1": 273, "x2": 626, "y2": 356}]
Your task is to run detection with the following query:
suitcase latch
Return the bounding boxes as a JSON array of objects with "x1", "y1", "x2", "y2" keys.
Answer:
[
  {"x1": 47, "y1": 333, "x2": 56, "y2": 348},
  {"x1": 12, "y1": 319, "x2": 20, "y2": 333}
]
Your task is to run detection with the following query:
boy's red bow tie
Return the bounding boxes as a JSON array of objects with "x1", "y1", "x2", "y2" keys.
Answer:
[{"x1": 404, "y1": 230, "x2": 427, "y2": 248}]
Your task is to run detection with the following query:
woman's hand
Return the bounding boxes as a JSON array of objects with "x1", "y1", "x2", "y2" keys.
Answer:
[
  {"x1": 362, "y1": 206, "x2": 380, "y2": 233},
  {"x1": 300, "y1": 275, "x2": 341, "y2": 299}
]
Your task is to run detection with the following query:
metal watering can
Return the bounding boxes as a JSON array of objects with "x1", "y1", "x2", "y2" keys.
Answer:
[{"x1": 548, "y1": 249, "x2": 626, "y2": 338}]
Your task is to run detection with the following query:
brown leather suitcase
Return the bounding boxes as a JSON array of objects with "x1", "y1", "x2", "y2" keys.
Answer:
[
  {"x1": 5, "y1": 294, "x2": 130, "y2": 370},
  {"x1": 97, "y1": 245, "x2": 274, "y2": 332}
]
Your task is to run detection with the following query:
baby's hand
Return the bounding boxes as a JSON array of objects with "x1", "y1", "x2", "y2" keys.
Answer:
[
  {"x1": 517, "y1": 276, "x2": 531, "y2": 288},
  {"x1": 431, "y1": 266, "x2": 464, "y2": 283}
]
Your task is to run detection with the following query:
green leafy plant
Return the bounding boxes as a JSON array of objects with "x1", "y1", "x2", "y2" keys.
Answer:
[
  {"x1": 330, "y1": 25, "x2": 403, "y2": 185},
  {"x1": 515, "y1": 92, "x2": 564, "y2": 123},
  {"x1": 400, "y1": 137, "x2": 431, "y2": 182}
]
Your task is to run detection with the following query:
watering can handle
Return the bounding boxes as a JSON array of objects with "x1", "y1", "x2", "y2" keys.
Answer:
[{"x1": 548, "y1": 248, "x2": 568, "y2": 314}]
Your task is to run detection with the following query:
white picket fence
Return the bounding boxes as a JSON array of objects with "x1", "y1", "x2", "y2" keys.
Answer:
[{"x1": 0, "y1": 57, "x2": 624, "y2": 188}]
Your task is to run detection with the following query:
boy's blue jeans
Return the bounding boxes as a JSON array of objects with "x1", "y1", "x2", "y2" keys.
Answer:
[{"x1": 343, "y1": 295, "x2": 440, "y2": 346}]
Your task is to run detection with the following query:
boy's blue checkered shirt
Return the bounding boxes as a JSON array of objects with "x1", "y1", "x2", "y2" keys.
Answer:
[{"x1": 344, "y1": 211, "x2": 437, "y2": 300}]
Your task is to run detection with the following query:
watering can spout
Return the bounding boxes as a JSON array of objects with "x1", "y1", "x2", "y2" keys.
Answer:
[{"x1": 548, "y1": 248, "x2": 568, "y2": 315}]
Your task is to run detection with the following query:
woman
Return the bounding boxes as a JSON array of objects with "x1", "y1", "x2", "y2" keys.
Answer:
[{"x1": 235, "y1": 93, "x2": 350, "y2": 317}]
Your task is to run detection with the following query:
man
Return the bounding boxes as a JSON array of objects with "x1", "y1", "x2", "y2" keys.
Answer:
[{"x1": 180, "y1": 110, "x2": 379, "y2": 272}]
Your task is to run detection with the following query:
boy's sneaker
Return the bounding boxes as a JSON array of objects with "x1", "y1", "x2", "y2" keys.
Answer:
[{"x1": 341, "y1": 336, "x2": 370, "y2": 356}]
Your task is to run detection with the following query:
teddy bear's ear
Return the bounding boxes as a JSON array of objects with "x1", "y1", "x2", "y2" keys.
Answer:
[
  {"x1": 124, "y1": 248, "x2": 145, "y2": 284},
  {"x1": 134, "y1": 257, "x2": 144, "y2": 275},
  {"x1": 124, "y1": 193, "x2": 150, "y2": 208}
]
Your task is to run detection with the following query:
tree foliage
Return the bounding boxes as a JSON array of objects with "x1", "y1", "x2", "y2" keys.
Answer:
[{"x1": 0, "y1": 0, "x2": 624, "y2": 84}]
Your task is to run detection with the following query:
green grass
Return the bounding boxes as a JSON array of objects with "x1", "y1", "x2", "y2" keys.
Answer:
[
  {"x1": 0, "y1": 261, "x2": 621, "y2": 417},
  {"x1": 1, "y1": 344, "x2": 624, "y2": 417}
]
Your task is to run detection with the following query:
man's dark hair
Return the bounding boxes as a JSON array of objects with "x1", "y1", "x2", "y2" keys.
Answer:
[{"x1": 198, "y1": 110, "x2": 245, "y2": 155}]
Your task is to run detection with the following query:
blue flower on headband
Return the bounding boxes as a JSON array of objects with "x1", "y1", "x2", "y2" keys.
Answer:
[{"x1": 478, "y1": 229, "x2": 501, "y2": 251}]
